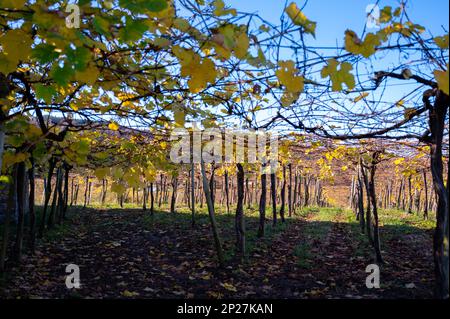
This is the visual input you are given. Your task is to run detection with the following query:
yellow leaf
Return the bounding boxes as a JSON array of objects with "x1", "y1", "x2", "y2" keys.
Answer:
[
  {"x1": 172, "y1": 103, "x2": 185, "y2": 126},
  {"x1": 434, "y1": 64, "x2": 449, "y2": 96},
  {"x1": 173, "y1": 46, "x2": 217, "y2": 93},
  {"x1": 0, "y1": 0, "x2": 26, "y2": 9},
  {"x1": 353, "y1": 92, "x2": 369, "y2": 103},
  {"x1": 108, "y1": 122, "x2": 119, "y2": 131},
  {"x1": 434, "y1": 35, "x2": 449, "y2": 49},
  {"x1": 379, "y1": 6, "x2": 392, "y2": 23},
  {"x1": 214, "y1": 43, "x2": 231, "y2": 59},
  {"x1": 234, "y1": 32, "x2": 249, "y2": 59},
  {"x1": 123, "y1": 170, "x2": 141, "y2": 188},
  {"x1": 111, "y1": 167, "x2": 124, "y2": 179},
  {"x1": 74, "y1": 65, "x2": 99, "y2": 85},
  {"x1": 0, "y1": 29, "x2": 32, "y2": 74},
  {"x1": 393, "y1": 7, "x2": 402, "y2": 17},
  {"x1": 344, "y1": 30, "x2": 380, "y2": 58},
  {"x1": 285, "y1": 2, "x2": 316, "y2": 36},
  {"x1": 207, "y1": 291, "x2": 223, "y2": 298},
  {"x1": 111, "y1": 182, "x2": 126, "y2": 195},
  {"x1": 121, "y1": 290, "x2": 139, "y2": 297},
  {"x1": 280, "y1": 91, "x2": 300, "y2": 107},
  {"x1": 321, "y1": 59, "x2": 355, "y2": 91},
  {"x1": 2, "y1": 152, "x2": 29, "y2": 170},
  {"x1": 220, "y1": 282, "x2": 237, "y2": 292},
  {"x1": 173, "y1": 18, "x2": 190, "y2": 31},
  {"x1": 201, "y1": 273, "x2": 211, "y2": 280},
  {"x1": 276, "y1": 60, "x2": 304, "y2": 93},
  {"x1": 94, "y1": 167, "x2": 109, "y2": 179},
  {"x1": 213, "y1": 0, "x2": 237, "y2": 16},
  {"x1": 144, "y1": 168, "x2": 156, "y2": 182},
  {"x1": 153, "y1": 37, "x2": 171, "y2": 48}
]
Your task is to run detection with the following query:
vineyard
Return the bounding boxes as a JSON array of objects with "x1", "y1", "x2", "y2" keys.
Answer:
[{"x1": 0, "y1": 0, "x2": 448, "y2": 301}]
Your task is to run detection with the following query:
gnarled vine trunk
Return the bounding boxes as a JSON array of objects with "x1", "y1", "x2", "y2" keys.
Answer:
[
  {"x1": 258, "y1": 171, "x2": 267, "y2": 238},
  {"x1": 427, "y1": 90, "x2": 449, "y2": 299},
  {"x1": 279, "y1": 165, "x2": 286, "y2": 222},
  {"x1": 200, "y1": 160, "x2": 224, "y2": 267},
  {"x1": 270, "y1": 172, "x2": 277, "y2": 226},
  {"x1": 235, "y1": 163, "x2": 245, "y2": 261}
]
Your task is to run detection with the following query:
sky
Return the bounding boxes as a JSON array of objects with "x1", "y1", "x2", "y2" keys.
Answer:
[
  {"x1": 221, "y1": 0, "x2": 449, "y2": 135},
  {"x1": 226, "y1": 0, "x2": 449, "y2": 46}
]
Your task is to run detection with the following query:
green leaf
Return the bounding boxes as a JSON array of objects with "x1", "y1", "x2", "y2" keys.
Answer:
[
  {"x1": 7, "y1": 134, "x2": 24, "y2": 147},
  {"x1": 119, "y1": 17, "x2": 148, "y2": 42},
  {"x1": 50, "y1": 63, "x2": 75, "y2": 86},
  {"x1": 93, "y1": 16, "x2": 111, "y2": 36},
  {"x1": 32, "y1": 44, "x2": 60, "y2": 64},
  {"x1": 119, "y1": 0, "x2": 145, "y2": 13},
  {"x1": 66, "y1": 46, "x2": 91, "y2": 71},
  {"x1": 34, "y1": 84, "x2": 57, "y2": 103},
  {"x1": 146, "y1": 0, "x2": 168, "y2": 12},
  {"x1": 119, "y1": 0, "x2": 168, "y2": 13},
  {"x1": 32, "y1": 142, "x2": 47, "y2": 160},
  {"x1": 72, "y1": 139, "x2": 90, "y2": 155}
]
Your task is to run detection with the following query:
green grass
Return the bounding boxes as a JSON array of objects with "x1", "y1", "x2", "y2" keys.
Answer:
[
  {"x1": 339, "y1": 209, "x2": 372, "y2": 257},
  {"x1": 378, "y1": 208, "x2": 435, "y2": 229},
  {"x1": 293, "y1": 207, "x2": 342, "y2": 268},
  {"x1": 88, "y1": 202, "x2": 152, "y2": 210},
  {"x1": 43, "y1": 221, "x2": 74, "y2": 242},
  {"x1": 0, "y1": 206, "x2": 76, "y2": 245},
  {"x1": 141, "y1": 203, "x2": 293, "y2": 263},
  {"x1": 291, "y1": 206, "x2": 436, "y2": 265},
  {"x1": 293, "y1": 242, "x2": 313, "y2": 269},
  {"x1": 376, "y1": 209, "x2": 435, "y2": 243},
  {"x1": 1, "y1": 202, "x2": 436, "y2": 272}
]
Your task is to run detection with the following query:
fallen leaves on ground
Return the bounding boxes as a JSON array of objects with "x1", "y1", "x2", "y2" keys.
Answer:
[{"x1": 0, "y1": 208, "x2": 434, "y2": 299}]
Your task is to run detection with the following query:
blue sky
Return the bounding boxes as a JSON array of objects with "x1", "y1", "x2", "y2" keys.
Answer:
[
  {"x1": 220, "y1": 0, "x2": 449, "y2": 134},
  {"x1": 226, "y1": 0, "x2": 449, "y2": 45}
]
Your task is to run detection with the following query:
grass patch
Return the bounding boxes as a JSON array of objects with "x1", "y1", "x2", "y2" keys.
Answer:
[
  {"x1": 43, "y1": 222, "x2": 74, "y2": 242},
  {"x1": 293, "y1": 242, "x2": 313, "y2": 269},
  {"x1": 293, "y1": 207, "x2": 343, "y2": 268},
  {"x1": 141, "y1": 204, "x2": 293, "y2": 263}
]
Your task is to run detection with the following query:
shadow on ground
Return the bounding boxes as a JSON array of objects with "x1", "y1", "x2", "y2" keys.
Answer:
[{"x1": 0, "y1": 206, "x2": 434, "y2": 299}]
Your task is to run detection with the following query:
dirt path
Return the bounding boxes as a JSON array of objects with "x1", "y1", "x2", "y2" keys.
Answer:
[
  {"x1": 293, "y1": 209, "x2": 434, "y2": 298},
  {"x1": 301, "y1": 210, "x2": 375, "y2": 298}
]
